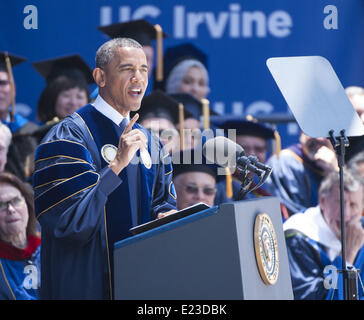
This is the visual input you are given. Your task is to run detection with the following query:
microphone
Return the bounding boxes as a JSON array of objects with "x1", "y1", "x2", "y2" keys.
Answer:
[
  {"x1": 236, "y1": 155, "x2": 265, "y2": 175},
  {"x1": 203, "y1": 136, "x2": 244, "y2": 168},
  {"x1": 247, "y1": 155, "x2": 272, "y2": 172},
  {"x1": 202, "y1": 136, "x2": 270, "y2": 175}
]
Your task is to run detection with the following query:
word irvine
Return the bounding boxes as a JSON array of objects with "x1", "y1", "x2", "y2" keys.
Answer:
[{"x1": 100, "y1": 3, "x2": 293, "y2": 39}]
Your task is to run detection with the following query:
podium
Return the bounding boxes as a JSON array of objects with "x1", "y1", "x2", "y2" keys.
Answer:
[{"x1": 114, "y1": 197, "x2": 293, "y2": 300}]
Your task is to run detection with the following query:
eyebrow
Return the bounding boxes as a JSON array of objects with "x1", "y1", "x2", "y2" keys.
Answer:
[{"x1": 119, "y1": 63, "x2": 148, "y2": 69}]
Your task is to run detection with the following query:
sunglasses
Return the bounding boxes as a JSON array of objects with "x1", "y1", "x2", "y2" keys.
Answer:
[
  {"x1": 0, "y1": 196, "x2": 24, "y2": 212},
  {"x1": 183, "y1": 184, "x2": 216, "y2": 196}
]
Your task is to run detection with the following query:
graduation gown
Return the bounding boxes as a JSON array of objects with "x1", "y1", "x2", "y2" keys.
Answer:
[
  {"x1": 265, "y1": 144, "x2": 325, "y2": 216},
  {"x1": 284, "y1": 206, "x2": 364, "y2": 300},
  {"x1": 33, "y1": 104, "x2": 177, "y2": 300}
]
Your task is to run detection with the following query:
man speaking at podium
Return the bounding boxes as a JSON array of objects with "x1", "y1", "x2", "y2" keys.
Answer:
[{"x1": 33, "y1": 38, "x2": 177, "y2": 299}]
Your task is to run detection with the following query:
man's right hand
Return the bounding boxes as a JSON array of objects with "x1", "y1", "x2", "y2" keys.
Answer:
[
  {"x1": 345, "y1": 218, "x2": 364, "y2": 265},
  {"x1": 109, "y1": 113, "x2": 147, "y2": 175}
]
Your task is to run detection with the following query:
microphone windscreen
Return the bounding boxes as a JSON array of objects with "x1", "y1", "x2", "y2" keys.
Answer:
[{"x1": 203, "y1": 136, "x2": 244, "y2": 168}]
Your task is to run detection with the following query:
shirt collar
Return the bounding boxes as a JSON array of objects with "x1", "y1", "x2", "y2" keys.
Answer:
[
  {"x1": 284, "y1": 206, "x2": 341, "y2": 261},
  {"x1": 91, "y1": 94, "x2": 129, "y2": 126}
]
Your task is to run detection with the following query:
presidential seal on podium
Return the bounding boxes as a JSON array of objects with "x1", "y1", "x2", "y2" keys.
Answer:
[{"x1": 254, "y1": 213, "x2": 279, "y2": 285}]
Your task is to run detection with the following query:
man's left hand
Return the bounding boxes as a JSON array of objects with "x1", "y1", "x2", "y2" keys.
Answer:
[{"x1": 157, "y1": 209, "x2": 178, "y2": 219}]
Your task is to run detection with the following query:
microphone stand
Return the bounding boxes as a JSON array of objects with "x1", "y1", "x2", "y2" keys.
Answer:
[
  {"x1": 235, "y1": 157, "x2": 272, "y2": 201},
  {"x1": 329, "y1": 129, "x2": 359, "y2": 300}
]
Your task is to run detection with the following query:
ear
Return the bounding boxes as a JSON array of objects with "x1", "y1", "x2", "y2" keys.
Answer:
[
  {"x1": 318, "y1": 194, "x2": 326, "y2": 215},
  {"x1": 93, "y1": 68, "x2": 106, "y2": 88}
]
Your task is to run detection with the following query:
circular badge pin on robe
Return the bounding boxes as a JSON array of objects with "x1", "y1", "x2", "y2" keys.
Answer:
[{"x1": 101, "y1": 144, "x2": 117, "y2": 164}]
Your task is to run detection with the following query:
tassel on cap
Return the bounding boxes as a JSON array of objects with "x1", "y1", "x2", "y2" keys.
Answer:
[
  {"x1": 225, "y1": 167, "x2": 233, "y2": 199},
  {"x1": 274, "y1": 130, "x2": 282, "y2": 159},
  {"x1": 154, "y1": 24, "x2": 163, "y2": 82},
  {"x1": 201, "y1": 98, "x2": 210, "y2": 130},
  {"x1": 4, "y1": 52, "x2": 15, "y2": 122}
]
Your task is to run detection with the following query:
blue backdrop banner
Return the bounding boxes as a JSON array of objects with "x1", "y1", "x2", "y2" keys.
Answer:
[{"x1": 1, "y1": 0, "x2": 364, "y2": 147}]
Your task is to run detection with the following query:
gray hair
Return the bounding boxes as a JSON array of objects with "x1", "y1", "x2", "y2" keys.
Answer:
[
  {"x1": 95, "y1": 37, "x2": 142, "y2": 69},
  {"x1": 166, "y1": 59, "x2": 210, "y2": 95},
  {"x1": 345, "y1": 86, "x2": 364, "y2": 98},
  {"x1": 0, "y1": 122, "x2": 12, "y2": 149},
  {"x1": 319, "y1": 169, "x2": 363, "y2": 200}
]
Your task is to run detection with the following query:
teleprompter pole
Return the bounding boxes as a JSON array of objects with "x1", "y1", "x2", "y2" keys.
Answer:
[{"x1": 329, "y1": 129, "x2": 359, "y2": 300}]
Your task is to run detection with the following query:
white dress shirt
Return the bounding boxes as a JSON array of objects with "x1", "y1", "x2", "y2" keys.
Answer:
[{"x1": 91, "y1": 94, "x2": 129, "y2": 126}]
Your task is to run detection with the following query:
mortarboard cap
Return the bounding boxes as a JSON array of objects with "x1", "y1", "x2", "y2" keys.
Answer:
[
  {"x1": 216, "y1": 117, "x2": 276, "y2": 140},
  {"x1": 0, "y1": 52, "x2": 27, "y2": 70},
  {"x1": 98, "y1": 19, "x2": 168, "y2": 46},
  {"x1": 139, "y1": 89, "x2": 193, "y2": 124},
  {"x1": 32, "y1": 54, "x2": 94, "y2": 84},
  {"x1": 169, "y1": 93, "x2": 217, "y2": 120},
  {"x1": 172, "y1": 148, "x2": 218, "y2": 180},
  {"x1": 164, "y1": 43, "x2": 208, "y2": 76}
]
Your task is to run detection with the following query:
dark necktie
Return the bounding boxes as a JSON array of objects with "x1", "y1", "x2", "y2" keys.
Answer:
[
  {"x1": 119, "y1": 118, "x2": 139, "y2": 227},
  {"x1": 119, "y1": 118, "x2": 128, "y2": 134}
]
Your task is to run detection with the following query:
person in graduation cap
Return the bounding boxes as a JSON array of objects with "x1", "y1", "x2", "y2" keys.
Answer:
[
  {"x1": 94, "y1": 19, "x2": 168, "y2": 98},
  {"x1": 265, "y1": 131, "x2": 339, "y2": 217},
  {"x1": 283, "y1": 169, "x2": 364, "y2": 300},
  {"x1": 0, "y1": 52, "x2": 36, "y2": 133},
  {"x1": 172, "y1": 148, "x2": 219, "y2": 210},
  {"x1": 216, "y1": 118, "x2": 277, "y2": 191},
  {"x1": 215, "y1": 117, "x2": 290, "y2": 218},
  {"x1": 0, "y1": 52, "x2": 40, "y2": 183},
  {"x1": 33, "y1": 54, "x2": 92, "y2": 124},
  {"x1": 138, "y1": 89, "x2": 193, "y2": 155},
  {"x1": 32, "y1": 37, "x2": 177, "y2": 300},
  {"x1": 158, "y1": 43, "x2": 210, "y2": 102}
]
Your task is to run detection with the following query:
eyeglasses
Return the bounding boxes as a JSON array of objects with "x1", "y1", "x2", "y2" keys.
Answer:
[
  {"x1": 0, "y1": 80, "x2": 10, "y2": 86},
  {"x1": 0, "y1": 196, "x2": 25, "y2": 212},
  {"x1": 241, "y1": 145, "x2": 267, "y2": 155},
  {"x1": 183, "y1": 184, "x2": 216, "y2": 196}
]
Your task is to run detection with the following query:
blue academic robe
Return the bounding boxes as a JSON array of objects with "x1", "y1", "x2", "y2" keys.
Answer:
[
  {"x1": 0, "y1": 247, "x2": 41, "y2": 300},
  {"x1": 285, "y1": 231, "x2": 364, "y2": 300},
  {"x1": 265, "y1": 144, "x2": 325, "y2": 215},
  {"x1": 33, "y1": 104, "x2": 177, "y2": 300}
]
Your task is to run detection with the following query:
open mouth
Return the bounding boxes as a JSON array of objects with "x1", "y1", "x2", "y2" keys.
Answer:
[{"x1": 128, "y1": 87, "x2": 143, "y2": 98}]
